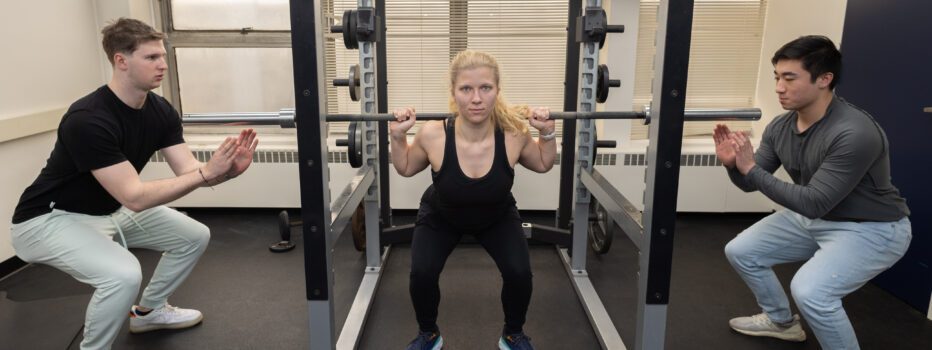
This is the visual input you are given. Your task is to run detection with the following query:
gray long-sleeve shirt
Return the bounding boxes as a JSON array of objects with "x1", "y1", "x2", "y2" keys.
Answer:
[{"x1": 728, "y1": 96, "x2": 909, "y2": 221}]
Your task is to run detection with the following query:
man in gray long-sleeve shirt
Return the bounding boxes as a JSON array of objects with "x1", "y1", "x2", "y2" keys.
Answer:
[{"x1": 714, "y1": 36, "x2": 911, "y2": 350}]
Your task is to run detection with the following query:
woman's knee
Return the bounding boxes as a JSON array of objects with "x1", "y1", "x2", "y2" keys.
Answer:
[
  {"x1": 499, "y1": 259, "x2": 532, "y2": 283},
  {"x1": 409, "y1": 262, "x2": 443, "y2": 284}
]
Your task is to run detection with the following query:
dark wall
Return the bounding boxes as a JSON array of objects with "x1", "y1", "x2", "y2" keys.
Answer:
[{"x1": 837, "y1": 0, "x2": 932, "y2": 312}]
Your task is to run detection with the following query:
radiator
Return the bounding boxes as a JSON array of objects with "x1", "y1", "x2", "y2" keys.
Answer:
[{"x1": 141, "y1": 148, "x2": 774, "y2": 212}]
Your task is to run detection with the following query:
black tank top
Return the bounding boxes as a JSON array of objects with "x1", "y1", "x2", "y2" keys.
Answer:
[{"x1": 428, "y1": 119, "x2": 516, "y2": 230}]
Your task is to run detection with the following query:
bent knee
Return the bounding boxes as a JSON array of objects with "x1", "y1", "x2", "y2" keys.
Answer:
[
  {"x1": 790, "y1": 279, "x2": 838, "y2": 312},
  {"x1": 409, "y1": 264, "x2": 443, "y2": 282},
  {"x1": 193, "y1": 223, "x2": 211, "y2": 247},
  {"x1": 724, "y1": 237, "x2": 748, "y2": 263},
  {"x1": 500, "y1": 263, "x2": 533, "y2": 282},
  {"x1": 101, "y1": 263, "x2": 143, "y2": 290},
  {"x1": 182, "y1": 222, "x2": 211, "y2": 253}
]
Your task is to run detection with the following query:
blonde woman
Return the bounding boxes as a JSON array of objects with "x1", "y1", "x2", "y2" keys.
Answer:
[{"x1": 390, "y1": 50, "x2": 556, "y2": 350}]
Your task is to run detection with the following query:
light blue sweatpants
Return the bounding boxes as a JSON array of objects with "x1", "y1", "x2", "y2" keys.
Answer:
[
  {"x1": 724, "y1": 209, "x2": 911, "y2": 350},
  {"x1": 10, "y1": 206, "x2": 210, "y2": 350}
]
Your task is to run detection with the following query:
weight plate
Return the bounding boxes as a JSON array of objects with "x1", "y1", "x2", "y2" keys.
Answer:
[
  {"x1": 351, "y1": 203, "x2": 366, "y2": 251},
  {"x1": 342, "y1": 10, "x2": 358, "y2": 49},
  {"x1": 348, "y1": 121, "x2": 363, "y2": 168},
  {"x1": 588, "y1": 199, "x2": 614, "y2": 254},
  {"x1": 348, "y1": 64, "x2": 360, "y2": 102},
  {"x1": 597, "y1": 64, "x2": 610, "y2": 104}
]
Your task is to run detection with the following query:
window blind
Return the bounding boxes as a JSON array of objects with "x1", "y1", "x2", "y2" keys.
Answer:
[
  {"x1": 327, "y1": 0, "x2": 568, "y2": 138},
  {"x1": 631, "y1": 0, "x2": 767, "y2": 140}
]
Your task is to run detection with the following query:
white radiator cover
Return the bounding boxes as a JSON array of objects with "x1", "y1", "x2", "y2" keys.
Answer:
[{"x1": 141, "y1": 147, "x2": 775, "y2": 212}]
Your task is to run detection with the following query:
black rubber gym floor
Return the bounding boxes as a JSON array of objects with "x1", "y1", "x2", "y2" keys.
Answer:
[{"x1": 1, "y1": 209, "x2": 929, "y2": 349}]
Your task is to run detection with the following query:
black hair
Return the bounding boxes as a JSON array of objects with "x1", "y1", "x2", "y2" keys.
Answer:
[{"x1": 772, "y1": 35, "x2": 842, "y2": 89}]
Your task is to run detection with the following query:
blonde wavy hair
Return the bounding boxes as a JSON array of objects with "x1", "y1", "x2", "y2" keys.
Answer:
[{"x1": 448, "y1": 50, "x2": 529, "y2": 135}]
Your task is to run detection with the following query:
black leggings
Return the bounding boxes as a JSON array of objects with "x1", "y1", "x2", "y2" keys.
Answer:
[{"x1": 409, "y1": 205, "x2": 533, "y2": 334}]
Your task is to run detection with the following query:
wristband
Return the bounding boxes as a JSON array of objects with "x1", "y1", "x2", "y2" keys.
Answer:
[
  {"x1": 198, "y1": 168, "x2": 214, "y2": 190},
  {"x1": 539, "y1": 130, "x2": 557, "y2": 141}
]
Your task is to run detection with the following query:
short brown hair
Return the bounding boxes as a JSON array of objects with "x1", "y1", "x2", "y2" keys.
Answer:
[{"x1": 101, "y1": 18, "x2": 165, "y2": 65}]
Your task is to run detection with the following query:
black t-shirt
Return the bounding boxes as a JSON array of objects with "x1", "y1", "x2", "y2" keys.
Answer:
[{"x1": 12, "y1": 85, "x2": 185, "y2": 224}]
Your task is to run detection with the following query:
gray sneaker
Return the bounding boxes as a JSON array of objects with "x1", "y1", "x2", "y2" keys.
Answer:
[{"x1": 729, "y1": 313, "x2": 806, "y2": 342}]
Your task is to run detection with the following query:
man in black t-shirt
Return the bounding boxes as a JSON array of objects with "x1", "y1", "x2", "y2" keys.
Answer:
[{"x1": 9, "y1": 18, "x2": 258, "y2": 350}]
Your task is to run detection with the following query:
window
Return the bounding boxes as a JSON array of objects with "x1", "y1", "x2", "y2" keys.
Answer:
[
  {"x1": 327, "y1": 0, "x2": 568, "y2": 138},
  {"x1": 161, "y1": 1, "x2": 768, "y2": 145},
  {"x1": 170, "y1": 0, "x2": 291, "y2": 30},
  {"x1": 631, "y1": 0, "x2": 767, "y2": 140},
  {"x1": 158, "y1": 0, "x2": 296, "y2": 148},
  {"x1": 163, "y1": 0, "x2": 569, "y2": 144}
]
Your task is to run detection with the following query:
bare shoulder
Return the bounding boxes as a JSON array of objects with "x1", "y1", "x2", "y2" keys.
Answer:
[
  {"x1": 418, "y1": 120, "x2": 445, "y2": 136},
  {"x1": 504, "y1": 129, "x2": 532, "y2": 164},
  {"x1": 417, "y1": 120, "x2": 446, "y2": 141},
  {"x1": 504, "y1": 129, "x2": 532, "y2": 148},
  {"x1": 415, "y1": 120, "x2": 445, "y2": 147}
]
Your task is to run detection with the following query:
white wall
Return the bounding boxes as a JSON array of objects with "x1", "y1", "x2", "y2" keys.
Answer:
[
  {"x1": 752, "y1": 0, "x2": 848, "y2": 132},
  {"x1": 602, "y1": 0, "x2": 640, "y2": 144},
  {"x1": 0, "y1": 0, "x2": 158, "y2": 262},
  {"x1": 0, "y1": 134, "x2": 59, "y2": 262},
  {"x1": 0, "y1": 1, "x2": 104, "y2": 262},
  {"x1": 0, "y1": 1, "x2": 103, "y2": 120}
]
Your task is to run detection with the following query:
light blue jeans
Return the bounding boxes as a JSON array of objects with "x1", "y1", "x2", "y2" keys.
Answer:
[
  {"x1": 724, "y1": 210, "x2": 911, "y2": 350},
  {"x1": 10, "y1": 206, "x2": 210, "y2": 350}
]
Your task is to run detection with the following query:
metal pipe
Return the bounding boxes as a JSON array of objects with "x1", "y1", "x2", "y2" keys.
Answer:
[
  {"x1": 327, "y1": 112, "x2": 644, "y2": 122},
  {"x1": 680, "y1": 108, "x2": 761, "y2": 120},
  {"x1": 183, "y1": 112, "x2": 280, "y2": 124},
  {"x1": 325, "y1": 109, "x2": 761, "y2": 122},
  {"x1": 181, "y1": 108, "x2": 762, "y2": 125},
  {"x1": 182, "y1": 109, "x2": 295, "y2": 128}
]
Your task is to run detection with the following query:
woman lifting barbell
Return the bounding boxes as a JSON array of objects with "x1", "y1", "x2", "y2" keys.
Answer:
[{"x1": 390, "y1": 50, "x2": 556, "y2": 350}]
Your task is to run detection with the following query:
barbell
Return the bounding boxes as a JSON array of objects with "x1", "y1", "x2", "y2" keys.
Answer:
[
  {"x1": 182, "y1": 108, "x2": 760, "y2": 126},
  {"x1": 324, "y1": 108, "x2": 761, "y2": 122},
  {"x1": 182, "y1": 107, "x2": 759, "y2": 168}
]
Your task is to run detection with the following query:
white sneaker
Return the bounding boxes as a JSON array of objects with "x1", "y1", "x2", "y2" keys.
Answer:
[
  {"x1": 729, "y1": 313, "x2": 806, "y2": 342},
  {"x1": 129, "y1": 304, "x2": 203, "y2": 333}
]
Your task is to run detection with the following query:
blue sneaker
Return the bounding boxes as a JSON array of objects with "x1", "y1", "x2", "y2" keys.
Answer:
[
  {"x1": 498, "y1": 332, "x2": 534, "y2": 350},
  {"x1": 406, "y1": 331, "x2": 443, "y2": 350}
]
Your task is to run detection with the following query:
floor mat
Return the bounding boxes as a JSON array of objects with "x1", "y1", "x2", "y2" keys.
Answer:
[{"x1": 0, "y1": 290, "x2": 88, "y2": 350}]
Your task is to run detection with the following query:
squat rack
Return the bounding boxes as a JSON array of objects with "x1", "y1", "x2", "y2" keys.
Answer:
[
  {"x1": 186, "y1": 0, "x2": 701, "y2": 348},
  {"x1": 286, "y1": 0, "x2": 696, "y2": 348}
]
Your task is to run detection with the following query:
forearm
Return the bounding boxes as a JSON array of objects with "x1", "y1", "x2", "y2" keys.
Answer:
[
  {"x1": 123, "y1": 168, "x2": 214, "y2": 212},
  {"x1": 176, "y1": 161, "x2": 204, "y2": 177},
  {"x1": 726, "y1": 166, "x2": 758, "y2": 192},
  {"x1": 744, "y1": 134, "x2": 875, "y2": 219},
  {"x1": 744, "y1": 166, "x2": 832, "y2": 219},
  {"x1": 390, "y1": 135, "x2": 415, "y2": 176},
  {"x1": 534, "y1": 137, "x2": 557, "y2": 172}
]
